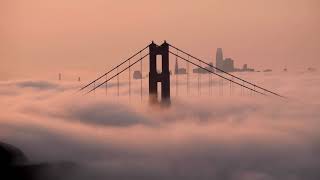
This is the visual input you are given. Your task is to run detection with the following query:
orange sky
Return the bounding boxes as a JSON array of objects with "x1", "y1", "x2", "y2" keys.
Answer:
[{"x1": 1, "y1": 0, "x2": 320, "y2": 80}]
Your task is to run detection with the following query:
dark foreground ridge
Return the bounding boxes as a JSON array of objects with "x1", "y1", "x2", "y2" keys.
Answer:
[{"x1": 0, "y1": 142, "x2": 75, "y2": 180}]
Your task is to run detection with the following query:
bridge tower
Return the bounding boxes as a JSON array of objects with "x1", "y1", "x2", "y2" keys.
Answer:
[{"x1": 149, "y1": 41, "x2": 171, "y2": 105}]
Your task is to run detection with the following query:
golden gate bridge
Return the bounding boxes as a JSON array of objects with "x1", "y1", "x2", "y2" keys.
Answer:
[{"x1": 79, "y1": 41, "x2": 286, "y2": 104}]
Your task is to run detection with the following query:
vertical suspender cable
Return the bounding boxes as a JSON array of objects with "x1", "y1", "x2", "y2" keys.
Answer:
[
  {"x1": 231, "y1": 76, "x2": 234, "y2": 95},
  {"x1": 198, "y1": 60, "x2": 200, "y2": 96},
  {"x1": 230, "y1": 77, "x2": 232, "y2": 96},
  {"x1": 187, "y1": 55, "x2": 190, "y2": 96},
  {"x1": 210, "y1": 74, "x2": 212, "y2": 96},
  {"x1": 218, "y1": 77, "x2": 221, "y2": 96},
  {"x1": 105, "y1": 74, "x2": 108, "y2": 96},
  {"x1": 176, "y1": 53, "x2": 178, "y2": 97},
  {"x1": 129, "y1": 59, "x2": 131, "y2": 99},
  {"x1": 208, "y1": 72, "x2": 211, "y2": 96},
  {"x1": 117, "y1": 67, "x2": 119, "y2": 96},
  {"x1": 140, "y1": 53, "x2": 143, "y2": 102},
  {"x1": 221, "y1": 78, "x2": 223, "y2": 96},
  {"x1": 199, "y1": 60, "x2": 201, "y2": 96},
  {"x1": 197, "y1": 62, "x2": 199, "y2": 96},
  {"x1": 220, "y1": 78, "x2": 221, "y2": 96},
  {"x1": 241, "y1": 80, "x2": 244, "y2": 96}
]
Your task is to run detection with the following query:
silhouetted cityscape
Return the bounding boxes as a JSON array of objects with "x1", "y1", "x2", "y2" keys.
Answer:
[{"x1": 215, "y1": 48, "x2": 254, "y2": 73}]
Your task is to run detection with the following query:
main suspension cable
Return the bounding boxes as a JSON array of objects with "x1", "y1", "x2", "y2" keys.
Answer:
[
  {"x1": 85, "y1": 53, "x2": 149, "y2": 95},
  {"x1": 168, "y1": 44, "x2": 286, "y2": 98},
  {"x1": 169, "y1": 51, "x2": 266, "y2": 96},
  {"x1": 79, "y1": 44, "x2": 149, "y2": 92}
]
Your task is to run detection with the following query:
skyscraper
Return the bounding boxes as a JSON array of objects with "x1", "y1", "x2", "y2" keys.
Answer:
[
  {"x1": 174, "y1": 57, "x2": 187, "y2": 75},
  {"x1": 175, "y1": 58, "x2": 179, "y2": 74},
  {"x1": 216, "y1": 48, "x2": 224, "y2": 72},
  {"x1": 223, "y1": 58, "x2": 234, "y2": 72}
]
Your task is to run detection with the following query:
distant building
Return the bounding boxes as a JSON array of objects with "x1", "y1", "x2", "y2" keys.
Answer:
[
  {"x1": 307, "y1": 67, "x2": 316, "y2": 72},
  {"x1": 215, "y1": 48, "x2": 254, "y2": 72},
  {"x1": 216, "y1": 48, "x2": 224, "y2": 72},
  {"x1": 223, "y1": 58, "x2": 234, "y2": 72},
  {"x1": 133, "y1": 71, "x2": 142, "y2": 79},
  {"x1": 241, "y1": 64, "x2": 254, "y2": 72},
  {"x1": 243, "y1": 64, "x2": 248, "y2": 70},
  {"x1": 174, "y1": 59, "x2": 187, "y2": 75},
  {"x1": 193, "y1": 63, "x2": 215, "y2": 74}
]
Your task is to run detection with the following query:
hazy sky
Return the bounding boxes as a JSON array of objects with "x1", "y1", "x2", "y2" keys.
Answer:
[{"x1": 1, "y1": 0, "x2": 320, "y2": 80}]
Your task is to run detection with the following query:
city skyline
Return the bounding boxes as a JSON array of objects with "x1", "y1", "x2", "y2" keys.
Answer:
[
  {"x1": 1, "y1": 1, "x2": 320, "y2": 180},
  {"x1": 1, "y1": 0, "x2": 320, "y2": 80}
]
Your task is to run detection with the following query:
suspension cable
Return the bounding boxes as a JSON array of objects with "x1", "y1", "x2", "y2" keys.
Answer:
[
  {"x1": 168, "y1": 44, "x2": 285, "y2": 98},
  {"x1": 85, "y1": 53, "x2": 149, "y2": 95},
  {"x1": 117, "y1": 67, "x2": 119, "y2": 96},
  {"x1": 221, "y1": 78, "x2": 224, "y2": 96},
  {"x1": 230, "y1": 78, "x2": 232, "y2": 96},
  {"x1": 187, "y1": 55, "x2": 190, "y2": 96},
  {"x1": 169, "y1": 51, "x2": 266, "y2": 96},
  {"x1": 79, "y1": 44, "x2": 149, "y2": 92},
  {"x1": 176, "y1": 52, "x2": 178, "y2": 96},
  {"x1": 199, "y1": 60, "x2": 201, "y2": 96},
  {"x1": 106, "y1": 74, "x2": 108, "y2": 96},
  {"x1": 129, "y1": 59, "x2": 131, "y2": 98},
  {"x1": 93, "y1": 82, "x2": 95, "y2": 95},
  {"x1": 198, "y1": 60, "x2": 200, "y2": 96},
  {"x1": 140, "y1": 52, "x2": 143, "y2": 102}
]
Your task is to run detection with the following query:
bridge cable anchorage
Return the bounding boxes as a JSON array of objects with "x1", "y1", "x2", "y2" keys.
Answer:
[
  {"x1": 79, "y1": 44, "x2": 149, "y2": 92},
  {"x1": 85, "y1": 53, "x2": 149, "y2": 95},
  {"x1": 168, "y1": 51, "x2": 267, "y2": 96},
  {"x1": 168, "y1": 44, "x2": 286, "y2": 99}
]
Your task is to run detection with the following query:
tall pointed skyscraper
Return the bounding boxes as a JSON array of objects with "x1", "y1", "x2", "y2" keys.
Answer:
[
  {"x1": 216, "y1": 48, "x2": 224, "y2": 72},
  {"x1": 175, "y1": 57, "x2": 179, "y2": 74}
]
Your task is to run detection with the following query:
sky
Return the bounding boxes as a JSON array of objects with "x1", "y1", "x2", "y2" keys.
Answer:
[
  {"x1": 1, "y1": 2, "x2": 320, "y2": 179},
  {"x1": 1, "y1": 0, "x2": 320, "y2": 80}
]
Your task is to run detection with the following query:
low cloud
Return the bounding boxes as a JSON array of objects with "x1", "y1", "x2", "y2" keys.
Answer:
[
  {"x1": 15, "y1": 81, "x2": 60, "y2": 90},
  {"x1": 1, "y1": 73, "x2": 320, "y2": 180}
]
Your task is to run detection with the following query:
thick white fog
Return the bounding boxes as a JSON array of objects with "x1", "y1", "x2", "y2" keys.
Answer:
[{"x1": 0, "y1": 72, "x2": 319, "y2": 180}]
